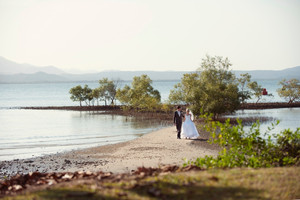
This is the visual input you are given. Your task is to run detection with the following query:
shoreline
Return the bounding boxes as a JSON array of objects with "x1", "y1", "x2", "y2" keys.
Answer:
[
  {"x1": 0, "y1": 126, "x2": 219, "y2": 179},
  {"x1": 3, "y1": 103, "x2": 299, "y2": 178},
  {"x1": 4, "y1": 102, "x2": 300, "y2": 111}
]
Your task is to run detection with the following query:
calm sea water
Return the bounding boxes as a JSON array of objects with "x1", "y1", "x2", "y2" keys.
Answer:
[
  {"x1": 225, "y1": 108, "x2": 300, "y2": 135},
  {"x1": 0, "y1": 109, "x2": 168, "y2": 161},
  {"x1": 0, "y1": 81, "x2": 179, "y2": 108},
  {"x1": 0, "y1": 79, "x2": 289, "y2": 108},
  {"x1": 0, "y1": 79, "x2": 299, "y2": 161}
]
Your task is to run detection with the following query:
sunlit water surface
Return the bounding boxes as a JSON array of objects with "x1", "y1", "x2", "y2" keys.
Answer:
[
  {"x1": 0, "y1": 109, "x2": 169, "y2": 161},
  {"x1": 225, "y1": 108, "x2": 300, "y2": 135}
]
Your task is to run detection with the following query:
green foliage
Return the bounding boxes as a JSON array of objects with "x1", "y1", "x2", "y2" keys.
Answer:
[
  {"x1": 237, "y1": 73, "x2": 252, "y2": 104},
  {"x1": 247, "y1": 81, "x2": 273, "y2": 103},
  {"x1": 168, "y1": 83, "x2": 186, "y2": 105},
  {"x1": 70, "y1": 78, "x2": 119, "y2": 106},
  {"x1": 277, "y1": 78, "x2": 300, "y2": 103},
  {"x1": 168, "y1": 73, "x2": 199, "y2": 105},
  {"x1": 186, "y1": 114, "x2": 300, "y2": 169},
  {"x1": 247, "y1": 81, "x2": 263, "y2": 103},
  {"x1": 161, "y1": 103, "x2": 173, "y2": 113},
  {"x1": 98, "y1": 78, "x2": 119, "y2": 105},
  {"x1": 116, "y1": 85, "x2": 131, "y2": 106},
  {"x1": 69, "y1": 85, "x2": 86, "y2": 106},
  {"x1": 116, "y1": 74, "x2": 161, "y2": 111},
  {"x1": 275, "y1": 128, "x2": 300, "y2": 165},
  {"x1": 169, "y1": 55, "x2": 241, "y2": 119},
  {"x1": 82, "y1": 85, "x2": 93, "y2": 106},
  {"x1": 91, "y1": 87, "x2": 105, "y2": 106}
]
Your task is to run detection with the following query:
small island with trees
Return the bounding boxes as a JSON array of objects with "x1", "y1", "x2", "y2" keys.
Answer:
[{"x1": 67, "y1": 55, "x2": 300, "y2": 116}]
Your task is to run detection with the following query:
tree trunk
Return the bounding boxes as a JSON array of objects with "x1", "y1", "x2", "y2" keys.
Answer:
[
  {"x1": 213, "y1": 113, "x2": 217, "y2": 120},
  {"x1": 256, "y1": 97, "x2": 261, "y2": 104}
]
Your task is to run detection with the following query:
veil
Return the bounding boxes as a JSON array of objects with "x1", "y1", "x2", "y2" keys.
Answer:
[{"x1": 189, "y1": 110, "x2": 194, "y2": 121}]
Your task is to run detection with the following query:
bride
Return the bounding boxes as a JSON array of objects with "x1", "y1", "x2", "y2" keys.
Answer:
[{"x1": 181, "y1": 109, "x2": 199, "y2": 139}]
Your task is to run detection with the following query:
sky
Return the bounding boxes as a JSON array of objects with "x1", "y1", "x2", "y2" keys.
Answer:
[{"x1": 0, "y1": 0, "x2": 300, "y2": 72}]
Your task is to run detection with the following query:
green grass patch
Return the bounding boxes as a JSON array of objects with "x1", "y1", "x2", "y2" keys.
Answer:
[{"x1": 3, "y1": 166, "x2": 300, "y2": 200}]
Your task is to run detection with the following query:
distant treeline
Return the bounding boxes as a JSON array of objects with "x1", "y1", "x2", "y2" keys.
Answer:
[{"x1": 69, "y1": 55, "x2": 300, "y2": 119}]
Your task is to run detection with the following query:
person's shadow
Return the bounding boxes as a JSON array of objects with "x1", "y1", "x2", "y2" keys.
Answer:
[{"x1": 190, "y1": 138, "x2": 208, "y2": 141}]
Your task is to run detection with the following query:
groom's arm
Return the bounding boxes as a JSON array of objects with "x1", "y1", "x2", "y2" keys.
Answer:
[{"x1": 173, "y1": 112, "x2": 176, "y2": 124}]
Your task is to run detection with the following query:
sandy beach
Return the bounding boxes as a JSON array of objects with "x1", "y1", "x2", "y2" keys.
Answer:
[{"x1": 0, "y1": 126, "x2": 219, "y2": 178}]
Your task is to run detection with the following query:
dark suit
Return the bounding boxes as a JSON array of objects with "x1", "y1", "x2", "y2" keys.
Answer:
[{"x1": 174, "y1": 110, "x2": 184, "y2": 139}]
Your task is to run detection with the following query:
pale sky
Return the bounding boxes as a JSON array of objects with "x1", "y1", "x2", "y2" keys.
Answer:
[{"x1": 1, "y1": 0, "x2": 300, "y2": 72}]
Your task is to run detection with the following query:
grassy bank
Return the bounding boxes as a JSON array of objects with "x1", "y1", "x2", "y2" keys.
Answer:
[{"x1": 2, "y1": 166, "x2": 299, "y2": 200}]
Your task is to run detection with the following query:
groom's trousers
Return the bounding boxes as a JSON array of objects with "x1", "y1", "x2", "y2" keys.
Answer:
[{"x1": 176, "y1": 123, "x2": 182, "y2": 139}]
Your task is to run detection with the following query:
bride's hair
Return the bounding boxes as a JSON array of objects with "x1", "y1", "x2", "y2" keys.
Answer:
[{"x1": 186, "y1": 108, "x2": 194, "y2": 120}]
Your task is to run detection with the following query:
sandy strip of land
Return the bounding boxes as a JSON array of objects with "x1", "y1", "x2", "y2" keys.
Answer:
[{"x1": 0, "y1": 126, "x2": 219, "y2": 178}]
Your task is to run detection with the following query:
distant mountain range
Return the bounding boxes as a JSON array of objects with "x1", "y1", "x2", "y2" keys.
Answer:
[
  {"x1": 235, "y1": 67, "x2": 300, "y2": 80},
  {"x1": 0, "y1": 56, "x2": 65, "y2": 75},
  {"x1": 0, "y1": 71, "x2": 188, "y2": 83},
  {"x1": 0, "y1": 56, "x2": 299, "y2": 83}
]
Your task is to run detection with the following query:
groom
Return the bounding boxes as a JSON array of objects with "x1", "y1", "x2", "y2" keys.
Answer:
[{"x1": 174, "y1": 106, "x2": 184, "y2": 139}]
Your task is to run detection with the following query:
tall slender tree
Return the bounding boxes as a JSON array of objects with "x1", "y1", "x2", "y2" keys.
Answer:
[
  {"x1": 98, "y1": 78, "x2": 120, "y2": 105},
  {"x1": 69, "y1": 85, "x2": 84, "y2": 106}
]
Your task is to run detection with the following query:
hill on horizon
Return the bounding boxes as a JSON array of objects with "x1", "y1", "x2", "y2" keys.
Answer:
[
  {"x1": 0, "y1": 56, "x2": 299, "y2": 83},
  {"x1": 0, "y1": 56, "x2": 65, "y2": 75}
]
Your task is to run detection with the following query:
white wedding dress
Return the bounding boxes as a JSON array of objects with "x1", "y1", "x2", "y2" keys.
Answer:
[{"x1": 181, "y1": 114, "x2": 199, "y2": 139}]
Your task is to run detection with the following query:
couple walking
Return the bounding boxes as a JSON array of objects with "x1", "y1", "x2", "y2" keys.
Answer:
[{"x1": 173, "y1": 106, "x2": 199, "y2": 139}]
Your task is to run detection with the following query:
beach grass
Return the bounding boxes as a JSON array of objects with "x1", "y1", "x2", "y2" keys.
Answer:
[{"x1": 3, "y1": 166, "x2": 300, "y2": 200}]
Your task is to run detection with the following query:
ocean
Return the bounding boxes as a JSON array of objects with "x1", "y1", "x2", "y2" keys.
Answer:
[
  {"x1": 0, "y1": 109, "x2": 168, "y2": 161},
  {"x1": 0, "y1": 79, "x2": 288, "y2": 108},
  {"x1": 0, "y1": 79, "x2": 299, "y2": 161}
]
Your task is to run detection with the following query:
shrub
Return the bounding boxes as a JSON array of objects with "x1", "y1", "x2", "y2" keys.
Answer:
[
  {"x1": 185, "y1": 114, "x2": 300, "y2": 168},
  {"x1": 116, "y1": 75, "x2": 161, "y2": 112}
]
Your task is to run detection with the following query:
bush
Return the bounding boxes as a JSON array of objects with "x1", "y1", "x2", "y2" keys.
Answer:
[
  {"x1": 184, "y1": 114, "x2": 300, "y2": 168},
  {"x1": 116, "y1": 75, "x2": 161, "y2": 112}
]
